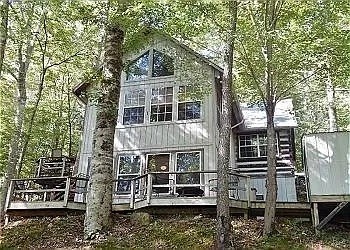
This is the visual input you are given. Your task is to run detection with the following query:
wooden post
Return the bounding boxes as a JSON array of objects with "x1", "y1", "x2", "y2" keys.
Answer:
[
  {"x1": 4, "y1": 180, "x2": 14, "y2": 211},
  {"x1": 37, "y1": 158, "x2": 43, "y2": 177},
  {"x1": 130, "y1": 179, "x2": 136, "y2": 209},
  {"x1": 312, "y1": 202, "x2": 320, "y2": 234},
  {"x1": 61, "y1": 157, "x2": 66, "y2": 176},
  {"x1": 63, "y1": 177, "x2": 70, "y2": 207},
  {"x1": 147, "y1": 174, "x2": 153, "y2": 204},
  {"x1": 247, "y1": 176, "x2": 251, "y2": 208}
]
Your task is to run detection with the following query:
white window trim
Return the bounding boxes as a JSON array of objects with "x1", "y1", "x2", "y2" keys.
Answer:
[
  {"x1": 176, "y1": 85, "x2": 203, "y2": 121},
  {"x1": 122, "y1": 89, "x2": 146, "y2": 125},
  {"x1": 149, "y1": 87, "x2": 174, "y2": 123},
  {"x1": 116, "y1": 155, "x2": 142, "y2": 195},
  {"x1": 125, "y1": 48, "x2": 175, "y2": 82},
  {"x1": 238, "y1": 134, "x2": 279, "y2": 159},
  {"x1": 175, "y1": 151, "x2": 202, "y2": 187}
]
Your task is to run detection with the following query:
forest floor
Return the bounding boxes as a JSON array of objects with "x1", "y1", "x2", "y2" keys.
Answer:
[{"x1": 1, "y1": 213, "x2": 350, "y2": 249}]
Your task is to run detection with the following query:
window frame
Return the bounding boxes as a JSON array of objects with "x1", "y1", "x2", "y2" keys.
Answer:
[
  {"x1": 122, "y1": 89, "x2": 146, "y2": 125},
  {"x1": 177, "y1": 85, "x2": 202, "y2": 121},
  {"x1": 116, "y1": 155, "x2": 142, "y2": 194},
  {"x1": 175, "y1": 151, "x2": 202, "y2": 186},
  {"x1": 150, "y1": 87, "x2": 174, "y2": 123},
  {"x1": 238, "y1": 134, "x2": 279, "y2": 159},
  {"x1": 125, "y1": 49, "x2": 174, "y2": 82}
]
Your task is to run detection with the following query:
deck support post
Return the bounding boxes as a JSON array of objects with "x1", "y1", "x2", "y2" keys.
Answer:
[
  {"x1": 247, "y1": 177, "x2": 251, "y2": 208},
  {"x1": 130, "y1": 179, "x2": 136, "y2": 209},
  {"x1": 316, "y1": 201, "x2": 348, "y2": 231},
  {"x1": 312, "y1": 202, "x2": 320, "y2": 234},
  {"x1": 63, "y1": 177, "x2": 70, "y2": 207},
  {"x1": 4, "y1": 214, "x2": 9, "y2": 226},
  {"x1": 147, "y1": 174, "x2": 153, "y2": 204}
]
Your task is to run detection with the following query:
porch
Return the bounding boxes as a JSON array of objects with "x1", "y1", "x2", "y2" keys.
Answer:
[{"x1": 5, "y1": 171, "x2": 310, "y2": 217}]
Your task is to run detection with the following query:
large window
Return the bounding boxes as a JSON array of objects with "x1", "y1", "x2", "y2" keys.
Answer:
[
  {"x1": 126, "y1": 52, "x2": 149, "y2": 81},
  {"x1": 176, "y1": 152, "x2": 201, "y2": 184},
  {"x1": 150, "y1": 87, "x2": 173, "y2": 122},
  {"x1": 152, "y1": 50, "x2": 174, "y2": 77},
  {"x1": 123, "y1": 90, "x2": 145, "y2": 125},
  {"x1": 126, "y1": 49, "x2": 174, "y2": 80},
  {"x1": 117, "y1": 155, "x2": 141, "y2": 194},
  {"x1": 178, "y1": 86, "x2": 201, "y2": 120},
  {"x1": 239, "y1": 134, "x2": 267, "y2": 158}
]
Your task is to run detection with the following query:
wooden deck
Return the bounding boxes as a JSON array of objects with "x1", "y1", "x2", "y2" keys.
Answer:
[{"x1": 5, "y1": 172, "x2": 311, "y2": 218}]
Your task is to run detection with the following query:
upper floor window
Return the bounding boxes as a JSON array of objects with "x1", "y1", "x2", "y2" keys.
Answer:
[
  {"x1": 178, "y1": 86, "x2": 201, "y2": 120},
  {"x1": 126, "y1": 52, "x2": 149, "y2": 81},
  {"x1": 150, "y1": 87, "x2": 173, "y2": 122},
  {"x1": 126, "y1": 49, "x2": 174, "y2": 80},
  {"x1": 239, "y1": 134, "x2": 267, "y2": 158},
  {"x1": 123, "y1": 90, "x2": 145, "y2": 125}
]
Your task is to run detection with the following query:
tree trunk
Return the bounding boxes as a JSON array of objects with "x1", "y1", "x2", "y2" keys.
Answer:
[
  {"x1": 216, "y1": 1, "x2": 238, "y2": 249},
  {"x1": 325, "y1": 68, "x2": 338, "y2": 132},
  {"x1": 263, "y1": 101, "x2": 277, "y2": 235},
  {"x1": 0, "y1": 55, "x2": 27, "y2": 221},
  {"x1": 84, "y1": 24, "x2": 124, "y2": 240},
  {"x1": 263, "y1": 0, "x2": 278, "y2": 235},
  {"x1": 0, "y1": 0, "x2": 9, "y2": 77}
]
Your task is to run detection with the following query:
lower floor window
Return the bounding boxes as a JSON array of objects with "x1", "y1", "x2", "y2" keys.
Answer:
[
  {"x1": 176, "y1": 152, "x2": 201, "y2": 184},
  {"x1": 117, "y1": 155, "x2": 141, "y2": 193}
]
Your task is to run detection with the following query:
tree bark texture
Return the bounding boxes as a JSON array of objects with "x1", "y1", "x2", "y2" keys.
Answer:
[
  {"x1": 84, "y1": 24, "x2": 124, "y2": 240},
  {"x1": 263, "y1": 0, "x2": 279, "y2": 236},
  {"x1": 216, "y1": 1, "x2": 238, "y2": 249},
  {"x1": 325, "y1": 68, "x2": 338, "y2": 132},
  {"x1": 0, "y1": 0, "x2": 9, "y2": 77}
]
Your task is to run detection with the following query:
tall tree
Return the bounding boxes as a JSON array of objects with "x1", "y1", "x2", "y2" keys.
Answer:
[
  {"x1": 216, "y1": 0, "x2": 238, "y2": 248},
  {"x1": 84, "y1": 22, "x2": 124, "y2": 239},
  {"x1": 0, "y1": 0, "x2": 9, "y2": 77}
]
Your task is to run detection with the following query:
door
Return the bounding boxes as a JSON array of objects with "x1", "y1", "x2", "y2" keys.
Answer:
[{"x1": 147, "y1": 154, "x2": 170, "y2": 193}]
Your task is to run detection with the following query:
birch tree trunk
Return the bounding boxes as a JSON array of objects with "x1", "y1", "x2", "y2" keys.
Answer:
[
  {"x1": 84, "y1": 24, "x2": 124, "y2": 240},
  {"x1": 325, "y1": 68, "x2": 338, "y2": 132},
  {"x1": 0, "y1": 0, "x2": 9, "y2": 77},
  {"x1": 217, "y1": 1, "x2": 237, "y2": 248}
]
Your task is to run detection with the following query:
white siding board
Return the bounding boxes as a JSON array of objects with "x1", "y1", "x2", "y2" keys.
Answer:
[{"x1": 304, "y1": 132, "x2": 350, "y2": 196}]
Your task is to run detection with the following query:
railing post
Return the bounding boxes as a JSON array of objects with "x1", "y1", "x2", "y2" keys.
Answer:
[
  {"x1": 130, "y1": 179, "x2": 136, "y2": 209},
  {"x1": 247, "y1": 176, "x2": 251, "y2": 208},
  {"x1": 4, "y1": 180, "x2": 15, "y2": 211},
  {"x1": 147, "y1": 174, "x2": 153, "y2": 204},
  {"x1": 63, "y1": 177, "x2": 70, "y2": 207}
]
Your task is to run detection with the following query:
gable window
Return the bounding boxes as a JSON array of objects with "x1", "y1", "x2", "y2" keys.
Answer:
[
  {"x1": 152, "y1": 50, "x2": 174, "y2": 77},
  {"x1": 123, "y1": 90, "x2": 145, "y2": 125},
  {"x1": 239, "y1": 134, "x2": 267, "y2": 158},
  {"x1": 150, "y1": 87, "x2": 173, "y2": 122},
  {"x1": 176, "y1": 152, "x2": 201, "y2": 185},
  {"x1": 178, "y1": 86, "x2": 201, "y2": 120},
  {"x1": 126, "y1": 51, "x2": 149, "y2": 80},
  {"x1": 117, "y1": 155, "x2": 141, "y2": 194},
  {"x1": 126, "y1": 49, "x2": 174, "y2": 80}
]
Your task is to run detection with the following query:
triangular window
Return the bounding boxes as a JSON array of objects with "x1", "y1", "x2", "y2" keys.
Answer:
[
  {"x1": 126, "y1": 50, "x2": 174, "y2": 80},
  {"x1": 126, "y1": 51, "x2": 149, "y2": 80},
  {"x1": 152, "y1": 50, "x2": 174, "y2": 77}
]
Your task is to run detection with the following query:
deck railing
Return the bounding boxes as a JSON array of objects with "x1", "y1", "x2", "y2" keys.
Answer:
[{"x1": 8, "y1": 171, "x2": 298, "y2": 210}]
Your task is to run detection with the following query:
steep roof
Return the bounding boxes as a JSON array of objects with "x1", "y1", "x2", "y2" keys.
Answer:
[{"x1": 240, "y1": 99, "x2": 297, "y2": 130}]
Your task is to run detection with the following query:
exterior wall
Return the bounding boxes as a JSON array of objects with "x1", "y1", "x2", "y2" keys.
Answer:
[
  {"x1": 77, "y1": 102, "x2": 96, "y2": 177},
  {"x1": 235, "y1": 128, "x2": 297, "y2": 202},
  {"x1": 304, "y1": 131, "x2": 350, "y2": 197}
]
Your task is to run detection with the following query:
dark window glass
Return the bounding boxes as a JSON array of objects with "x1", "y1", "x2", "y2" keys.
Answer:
[
  {"x1": 178, "y1": 102, "x2": 201, "y2": 120},
  {"x1": 117, "y1": 155, "x2": 141, "y2": 194},
  {"x1": 126, "y1": 52, "x2": 149, "y2": 80},
  {"x1": 123, "y1": 107, "x2": 144, "y2": 125},
  {"x1": 152, "y1": 50, "x2": 174, "y2": 77},
  {"x1": 239, "y1": 134, "x2": 268, "y2": 158},
  {"x1": 176, "y1": 152, "x2": 200, "y2": 184},
  {"x1": 150, "y1": 87, "x2": 173, "y2": 122}
]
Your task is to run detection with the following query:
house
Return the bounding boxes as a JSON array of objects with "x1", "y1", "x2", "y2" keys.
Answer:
[
  {"x1": 73, "y1": 31, "x2": 298, "y2": 206},
  {"x1": 5, "y1": 31, "x2": 305, "y2": 220}
]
